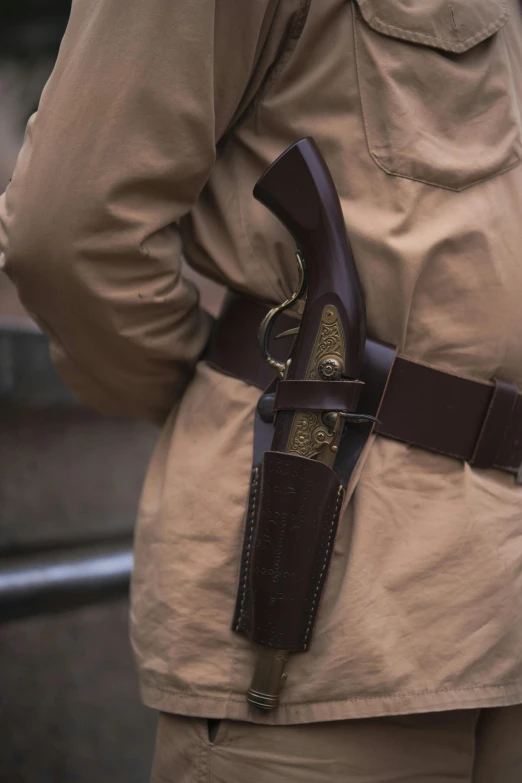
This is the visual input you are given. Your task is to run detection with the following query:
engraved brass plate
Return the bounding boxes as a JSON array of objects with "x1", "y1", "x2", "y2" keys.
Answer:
[{"x1": 286, "y1": 305, "x2": 345, "y2": 462}]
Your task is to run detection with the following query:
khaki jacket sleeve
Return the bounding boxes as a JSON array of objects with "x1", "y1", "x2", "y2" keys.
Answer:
[{"x1": 0, "y1": 0, "x2": 291, "y2": 424}]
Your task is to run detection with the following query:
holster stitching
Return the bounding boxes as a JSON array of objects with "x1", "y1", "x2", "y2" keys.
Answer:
[
  {"x1": 303, "y1": 484, "x2": 344, "y2": 649},
  {"x1": 235, "y1": 467, "x2": 259, "y2": 631}
]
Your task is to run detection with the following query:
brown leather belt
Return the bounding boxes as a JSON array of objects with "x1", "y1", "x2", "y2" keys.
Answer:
[{"x1": 206, "y1": 292, "x2": 522, "y2": 483}]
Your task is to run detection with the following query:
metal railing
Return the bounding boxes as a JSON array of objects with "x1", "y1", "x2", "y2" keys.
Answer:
[
  {"x1": 0, "y1": 321, "x2": 135, "y2": 623},
  {"x1": 0, "y1": 538, "x2": 133, "y2": 623}
]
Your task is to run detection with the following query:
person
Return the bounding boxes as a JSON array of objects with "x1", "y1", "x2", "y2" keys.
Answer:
[{"x1": 2, "y1": 0, "x2": 522, "y2": 780}]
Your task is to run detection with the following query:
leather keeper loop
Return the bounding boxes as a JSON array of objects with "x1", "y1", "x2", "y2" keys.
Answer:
[
  {"x1": 470, "y1": 378, "x2": 518, "y2": 470},
  {"x1": 273, "y1": 379, "x2": 364, "y2": 413}
]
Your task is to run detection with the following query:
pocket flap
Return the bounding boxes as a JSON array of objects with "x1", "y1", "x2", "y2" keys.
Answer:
[{"x1": 354, "y1": 0, "x2": 509, "y2": 53}]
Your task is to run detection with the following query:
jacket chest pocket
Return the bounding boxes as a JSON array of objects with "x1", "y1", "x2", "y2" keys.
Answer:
[{"x1": 352, "y1": 0, "x2": 521, "y2": 190}]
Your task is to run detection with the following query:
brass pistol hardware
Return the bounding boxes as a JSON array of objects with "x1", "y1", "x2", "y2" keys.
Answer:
[
  {"x1": 318, "y1": 357, "x2": 343, "y2": 380},
  {"x1": 305, "y1": 304, "x2": 345, "y2": 382},
  {"x1": 316, "y1": 411, "x2": 380, "y2": 469},
  {"x1": 322, "y1": 411, "x2": 380, "y2": 429},
  {"x1": 293, "y1": 299, "x2": 306, "y2": 316},
  {"x1": 258, "y1": 251, "x2": 307, "y2": 379},
  {"x1": 286, "y1": 304, "x2": 346, "y2": 463},
  {"x1": 274, "y1": 327, "x2": 300, "y2": 341}
]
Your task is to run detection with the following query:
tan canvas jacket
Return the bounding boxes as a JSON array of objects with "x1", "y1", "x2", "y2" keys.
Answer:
[{"x1": 2, "y1": 0, "x2": 522, "y2": 724}]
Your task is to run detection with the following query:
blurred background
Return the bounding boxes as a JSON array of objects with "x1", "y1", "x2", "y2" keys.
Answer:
[{"x1": 0, "y1": 4, "x2": 223, "y2": 780}]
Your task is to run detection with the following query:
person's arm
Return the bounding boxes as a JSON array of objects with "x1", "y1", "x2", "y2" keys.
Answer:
[{"x1": 0, "y1": 0, "x2": 293, "y2": 424}]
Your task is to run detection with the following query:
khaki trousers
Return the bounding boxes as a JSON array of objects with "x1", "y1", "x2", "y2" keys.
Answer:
[{"x1": 150, "y1": 706, "x2": 522, "y2": 782}]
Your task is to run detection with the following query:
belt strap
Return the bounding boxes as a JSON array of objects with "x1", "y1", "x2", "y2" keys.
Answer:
[
  {"x1": 273, "y1": 379, "x2": 364, "y2": 413},
  {"x1": 206, "y1": 293, "x2": 522, "y2": 482}
]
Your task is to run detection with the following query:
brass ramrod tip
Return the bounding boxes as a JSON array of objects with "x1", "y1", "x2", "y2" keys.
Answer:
[
  {"x1": 247, "y1": 647, "x2": 289, "y2": 711},
  {"x1": 246, "y1": 689, "x2": 282, "y2": 711}
]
